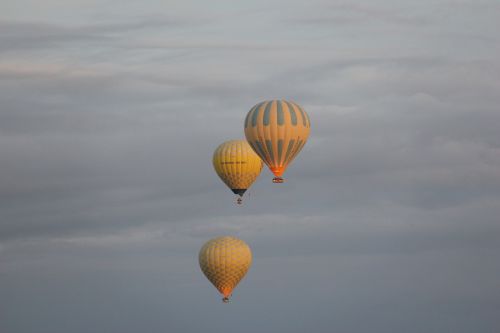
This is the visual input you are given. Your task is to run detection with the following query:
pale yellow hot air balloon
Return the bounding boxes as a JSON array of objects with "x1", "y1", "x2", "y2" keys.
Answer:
[
  {"x1": 199, "y1": 236, "x2": 252, "y2": 303},
  {"x1": 244, "y1": 100, "x2": 311, "y2": 183},
  {"x1": 213, "y1": 140, "x2": 263, "y2": 204}
]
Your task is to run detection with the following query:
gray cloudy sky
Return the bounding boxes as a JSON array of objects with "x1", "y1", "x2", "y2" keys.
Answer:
[{"x1": 1, "y1": 0, "x2": 500, "y2": 332}]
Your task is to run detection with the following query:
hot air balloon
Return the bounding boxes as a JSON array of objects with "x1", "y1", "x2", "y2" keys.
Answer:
[
  {"x1": 199, "y1": 236, "x2": 252, "y2": 303},
  {"x1": 213, "y1": 140, "x2": 263, "y2": 204},
  {"x1": 244, "y1": 100, "x2": 311, "y2": 183}
]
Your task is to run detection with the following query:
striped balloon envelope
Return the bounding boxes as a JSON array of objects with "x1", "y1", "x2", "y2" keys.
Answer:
[{"x1": 244, "y1": 100, "x2": 311, "y2": 183}]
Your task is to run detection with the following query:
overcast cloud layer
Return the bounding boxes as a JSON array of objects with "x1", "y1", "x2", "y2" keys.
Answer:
[{"x1": 1, "y1": 1, "x2": 500, "y2": 332}]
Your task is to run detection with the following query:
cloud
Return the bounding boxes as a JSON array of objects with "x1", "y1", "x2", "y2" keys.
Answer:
[
  {"x1": 0, "y1": 16, "x2": 198, "y2": 52},
  {"x1": 287, "y1": 2, "x2": 430, "y2": 27}
]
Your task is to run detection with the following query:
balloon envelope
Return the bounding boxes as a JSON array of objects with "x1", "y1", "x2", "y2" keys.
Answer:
[
  {"x1": 213, "y1": 140, "x2": 263, "y2": 198},
  {"x1": 199, "y1": 236, "x2": 252, "y2": 302},
  {"x1": 244, "y1": 100, "x2": 310, "y2": 182}
]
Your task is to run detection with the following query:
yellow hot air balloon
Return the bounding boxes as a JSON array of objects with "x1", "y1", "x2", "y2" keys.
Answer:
[
  {"x1": 244, "y1": 100, "x2": 311, "y2": 183},
  {"x1": 199, "y1": 236, "x2": 252, "y2": 303},
  {"x1": 213, "y1": 140, "x2": 263, "y2": 204}
]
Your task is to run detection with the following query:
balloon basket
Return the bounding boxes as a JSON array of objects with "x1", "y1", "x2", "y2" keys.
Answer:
[
  {"x1": 236, "y1": 198, "x2": 242, "y2": 205},
  {"x1": 272, "y1": 177, "x2": 284, "y2": 183},
  {"x1": 222, "y1": 297, "x2": 230, "y2": 303}
]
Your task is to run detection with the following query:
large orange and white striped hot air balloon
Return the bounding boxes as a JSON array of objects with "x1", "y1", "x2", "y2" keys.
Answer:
[
  {"x1": 199, "y1": 236, "x2": 252, "y2": 303},
  {"x1": 244, "y1": 100, "x2": 311, "y2": 183}
]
